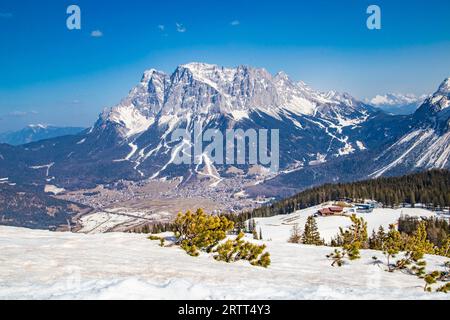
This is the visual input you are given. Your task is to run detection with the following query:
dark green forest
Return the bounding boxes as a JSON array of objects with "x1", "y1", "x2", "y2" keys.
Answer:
[{"x1": 247, "y1": 170, "x2": 450, "y2": 220}]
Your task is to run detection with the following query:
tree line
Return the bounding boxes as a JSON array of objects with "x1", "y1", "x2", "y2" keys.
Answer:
[
  {"x1": 247, "y1": 169, "x2": 450, "y2": 219},
  {"x1": 131, "y1": 170, "x2": 450, "y2": 234}
]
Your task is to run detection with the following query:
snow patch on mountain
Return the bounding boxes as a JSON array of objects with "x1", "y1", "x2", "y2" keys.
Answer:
[
  {"x1": 44, "y1": 184, "x2": 65, "y2": 195},
  {"x1": 415, "y1": 131, "x2": 450, "y2": 168},
  {"x1": 29, "y1": 124, "x2": 49, "y2": 130},
  {"x1": 104, "y1": 104, "x2": 155, "y2": 138},
  {"x1": 370, "y1": 129, "x2": 435, "y2": 178},
  {"x1": 30, "y1": 163, "x2": 54, "y2": 177},
  {"x1": 356, "y1": 141, "x2": 367, "y2": 150}
]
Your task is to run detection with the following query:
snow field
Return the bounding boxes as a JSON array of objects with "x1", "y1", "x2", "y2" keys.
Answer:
[{"x1": 0, "y1": 209, "x2": 449, "y2": 300}]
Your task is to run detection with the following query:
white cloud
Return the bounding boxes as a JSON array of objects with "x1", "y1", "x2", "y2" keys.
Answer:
[
  {"x1": 176, "y1": 23, "x2": 186, "y2": 33},
  {"x1": 230, "y1": 20, "x2": 240, "y2": 26},
  {"x1": 91, "y1": 30, "x2": 103, "y2": 37},
  {"x1": 157, "y1": 25, "x2": 165, "y2": 31}
]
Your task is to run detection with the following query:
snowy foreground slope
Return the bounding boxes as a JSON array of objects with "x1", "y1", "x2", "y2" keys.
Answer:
[{"x1": 0, "y1": 208, "x2": 449, "y2": 300}]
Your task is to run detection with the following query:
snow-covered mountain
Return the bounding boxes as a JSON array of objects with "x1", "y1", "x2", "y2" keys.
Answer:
[
  {"x1": 90, "y1": 63, "x2": 378, "y2": 180},
  {"x1": 367, "y1": 93, "x2": 427, "y2": 115},
  {"x1": 0, "y1": 125, "x2": 85, "y2": 146},
  {"x1": 0, "y1": 63, "x2": 448, "y2": 197},
  {"x1": 369, "y1": 78, "x2": 450, "y2": 177},
  {"x1": 97, "y1": 63, "x2": 373, "y2": 138}
]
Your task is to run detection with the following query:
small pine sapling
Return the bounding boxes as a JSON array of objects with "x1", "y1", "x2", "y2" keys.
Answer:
[
  {"x1": 382, "y1": 224, "x2": 402, "y2": 272},
  {"x1": 252, "y1": 228, "x2": 259, "y2": 240},
  {"x1": 326, "y1": 249, "x2": 345, "y2": 267},
  {"x1": 302, "y1": 216, "x2": 324, "y2": 245},
  {"x1": 327, "y1": 214, "x2": 367, "y2": 266},
  {"x1": 288, "y1": 224, "x2": 302, "y2": 244}
]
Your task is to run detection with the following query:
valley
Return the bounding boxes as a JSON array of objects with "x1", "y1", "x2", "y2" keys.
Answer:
[
  {"x1": 0, "y1": 63, "x2": 449, "y2": 232},
  {"x1": 58, "y1": 177, "x2": 274, "y2": 233}
]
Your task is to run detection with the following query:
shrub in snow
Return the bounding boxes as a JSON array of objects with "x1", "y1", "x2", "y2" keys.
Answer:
[
  {"x1": 381, "y1": 224, "x2": 403, "y2": 272},
  {"x1": 424, "y1": 271, "x2": 441, "y2": 292},
  {"x1": 382, "y1": 222, "x2": 434, "y2": 275},
  {"x1": 213, "y1": 232, "x2": 271, "y2": 268},
  {"x1": 288, "y1": 224, "x2": 302, "y2": 244},
  {"x1": 423, "y1": 266, "x2": 450, "y2": 293},
  {"x1": 405, "y1": 221, "x2": 436, "y2": 255},
  {"x1": 439, "y1": 238, "x2": 450, "y2": 257},
  {"x1": 374, "y1": 222, "x2": 450, "y2": 293},
  {"x1": 174, "y1": 209, "x2": 235, "y2": 256},
  {"x1": 327, "y1": 215, "x2": 368, "y2": 265},
  {"x1": 327, "y1": 249, "x2": 345, "y2": 267},
  {"x1": 148, "y1": 235, "x2": 166, "y2": 247},
  {"x1": 158, "y1": 210, "x2": 271, "y2": 267},
  {"x1": 376, "y1": 223, "x2": 430, "y2": 276},
  {"x1": 252, "y1": 252, "x2": 271, "y2": 268},
  {"x1": 436, "y1": 281, "x2": 450, "y2": 293}
]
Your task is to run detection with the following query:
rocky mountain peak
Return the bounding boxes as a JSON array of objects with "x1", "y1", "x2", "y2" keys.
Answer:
[
  {"x1": 437, "y1": 78, "x2": 450, "y2": 95},
  {"x1": 97, "y1": 63, "x2": 375, "y2": 139},
  {"x1": 415, "y1": 78, "x2": 450, "y2": 118}
]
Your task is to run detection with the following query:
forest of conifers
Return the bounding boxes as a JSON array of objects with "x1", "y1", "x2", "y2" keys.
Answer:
[{"x1": 247, "y1": 170, "x2": 450, "y2": 220}]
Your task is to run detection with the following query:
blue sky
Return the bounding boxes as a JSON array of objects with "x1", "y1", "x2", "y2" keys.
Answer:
[{"x1": 0, "y1": 0, "x2": 449, "y2": 131}]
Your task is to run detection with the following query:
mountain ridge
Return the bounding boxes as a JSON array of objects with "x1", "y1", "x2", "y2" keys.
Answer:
[
  {"x1": 0, "y1": 125, "x2": 85, "y2": 146},
  {"x1": 0, "y1": 64, "x2": 448, "y2": 200}
]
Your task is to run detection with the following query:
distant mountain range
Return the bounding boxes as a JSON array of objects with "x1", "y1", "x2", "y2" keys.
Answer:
[
  {"x1": 0, "y1": 63, "x2": 448, "y2": 200},
  {"x1": 366, "y1": 93, "x2": 428, "y2": 115},
  {"x1": 0, "y1": 125, "x2": 85, "y2": 146}
]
